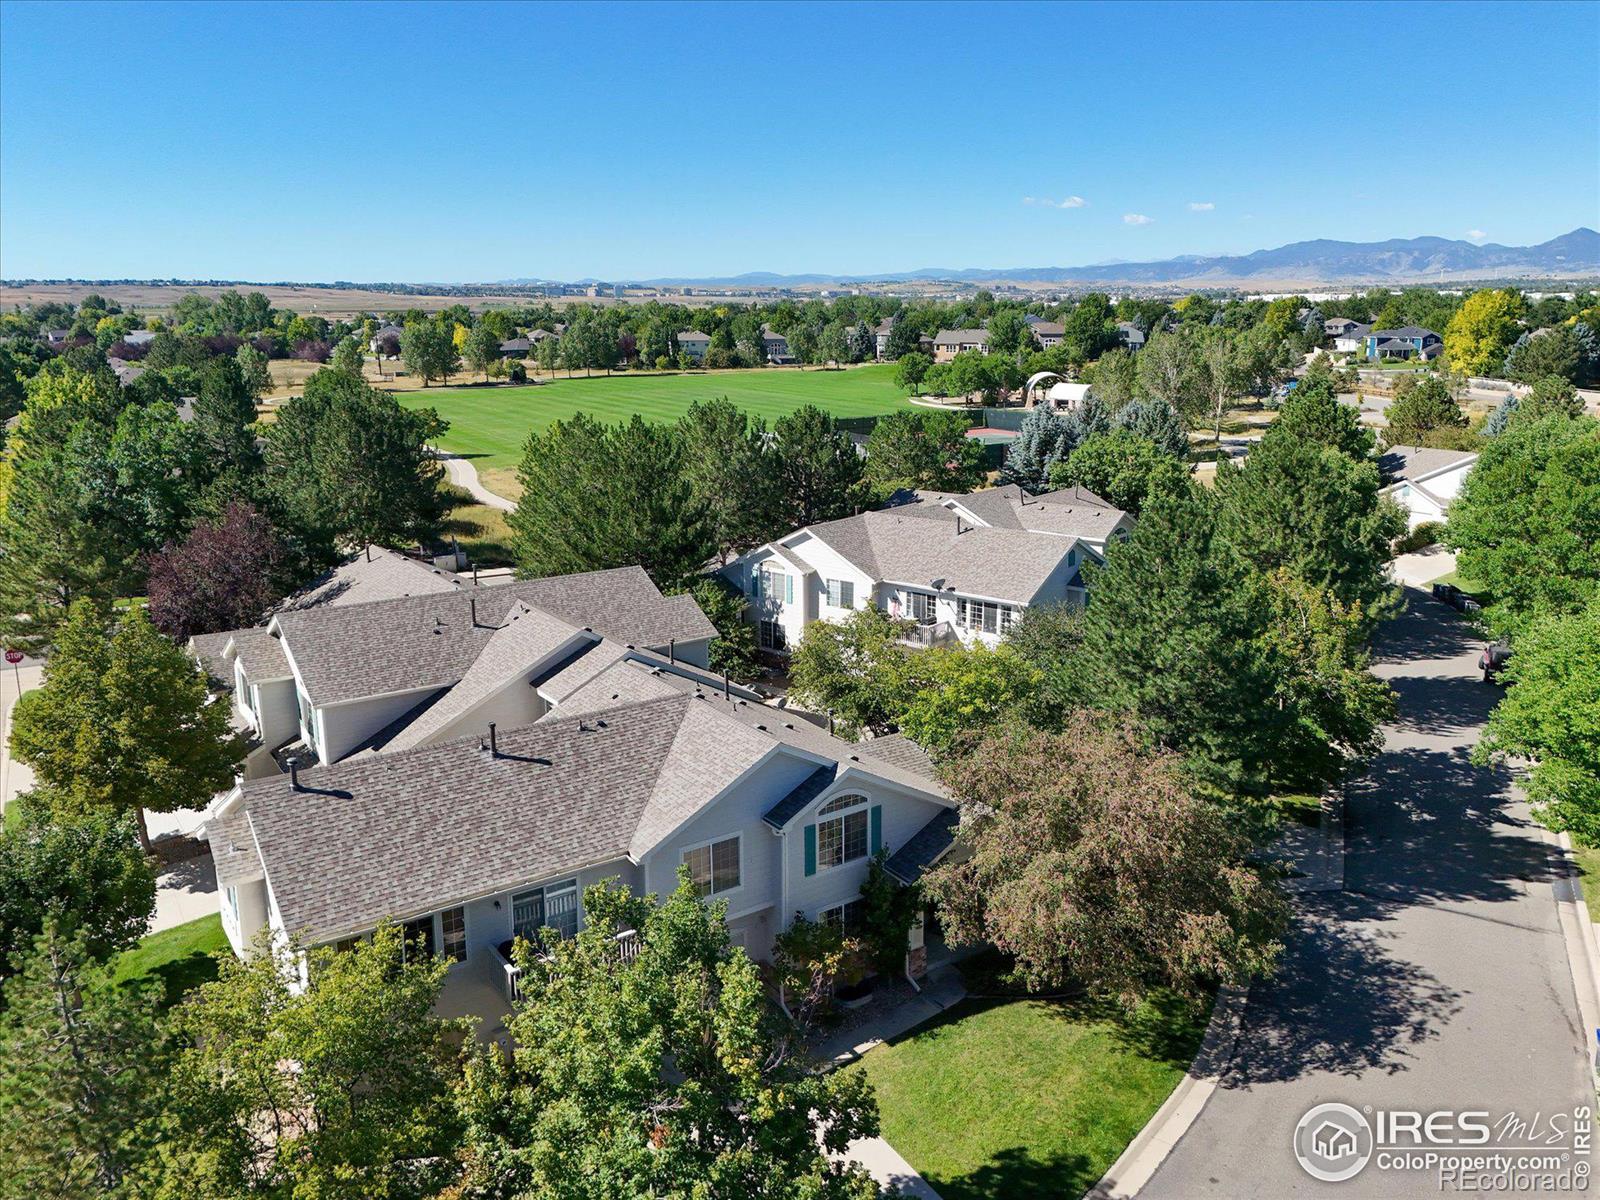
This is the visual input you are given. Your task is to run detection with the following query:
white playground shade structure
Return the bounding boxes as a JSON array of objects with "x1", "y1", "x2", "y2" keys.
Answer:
[{"x1": 1024, "y1": 371, "x2": 1092, "y2": 409}]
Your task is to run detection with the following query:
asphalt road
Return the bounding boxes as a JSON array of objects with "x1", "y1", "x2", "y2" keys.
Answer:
[{"x1": 1142, "y1": 591, "x2": 1596, "y2": 1199}]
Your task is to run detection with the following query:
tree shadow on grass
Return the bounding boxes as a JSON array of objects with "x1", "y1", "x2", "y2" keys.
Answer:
[
  {"x1": 931, "y1": 1145, "x2": 1097, "y2": 1200},
  {"x1": 123, "y1": 949, "x2": 223, "y2": 1013}
]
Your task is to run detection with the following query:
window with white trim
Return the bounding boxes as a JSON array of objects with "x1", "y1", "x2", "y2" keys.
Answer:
[
  {"x1": 440, "y1": 906, "x2": 466, "y2": 961},
  {"x1": 820, "y1": 898, "x2": 867, "y2": 933},
  {"x1": 816, "y1": 793, "x2": 870, "y2": 870},
  {"x1": 904, "y1": 590, "x2": 935, "y2": 625},
  {"x1": 759, "y1": 620, "x2": 786, "y2": 651},
  {"x1": 825, "y1": 578, "x2": 855, "y2": 609},
  {"x1": 958, "y1": 599, "x2": 1014, "y2": 634},
  {"x1": 513, "y1": 879, "x2": 580, "y2": 944},
  {"x1": 759, "y1": 565, "x2": 790, "y2": 603},
  {"x1": 683, "y1": 835, "x2": 741, "y2": 897}
]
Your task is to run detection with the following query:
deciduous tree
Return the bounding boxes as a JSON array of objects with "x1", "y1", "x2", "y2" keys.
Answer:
[
  {"x1": 453, "y1": 874, "x2": 880, "y2": 1200},
  {"x1": 922, "y1": 717, "x2": 1287, "y2": 1001},
  {"x1": 863, "y1": 410, "x2": 986, "y2": 494},
  {"x1": 1444, "y1": 288, "x2": 1525, "y2": 376},
  {"x1": 145, "y1": 501, "x2": 289, "y2": 641},
  {"x1": 789, "y1": 607, "x2": 917, "y2": 737},
  {"x1": 769, "y1": 405, "x2": 868, "y2": 529},
  {"x1": 9, "y1": 600, "x2": 247, "y2": 850},
  {"x1": 1050, "y1": 429, "x2": 1189, "y2": 514}
]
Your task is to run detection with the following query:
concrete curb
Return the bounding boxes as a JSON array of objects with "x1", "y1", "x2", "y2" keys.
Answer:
[
  {"x1": 1083, "y1": 982, "x2": 1251, "y2": 1200},
  {"x1": 1552, "y1": 831, "x2": 1600, "y2": 1074}
]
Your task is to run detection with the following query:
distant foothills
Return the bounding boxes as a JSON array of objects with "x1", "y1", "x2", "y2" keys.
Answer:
[{"x1": 6, "y1": 227, "x2": 1597, "y2": 295}]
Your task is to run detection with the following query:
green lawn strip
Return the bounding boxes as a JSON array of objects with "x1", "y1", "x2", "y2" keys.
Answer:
[
  {"x1": 849, "y1": 991, "x2": 1206, "y2": 1200},
  {"x1": 1431, "y1": 569, "x2": 1493, "y2": 604},
  {"x1": 1572, "y1": 844, "x2": 1600, "y2": 924},
  {"x1": 399, "y1": 364, "x2": 912, "y2": 472},
  {"x1": 110, "y1": 913, "x2": 230, "y2": 1011}
]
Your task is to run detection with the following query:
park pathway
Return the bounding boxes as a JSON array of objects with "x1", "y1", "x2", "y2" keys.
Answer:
[{"x1": 436, "y1": 451, "x2": 515, "y2": 511}]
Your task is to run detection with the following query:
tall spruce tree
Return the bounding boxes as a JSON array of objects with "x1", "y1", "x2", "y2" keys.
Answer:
[{"x1": 999, "y1": 404, "x2": 1076, "y2": 491}]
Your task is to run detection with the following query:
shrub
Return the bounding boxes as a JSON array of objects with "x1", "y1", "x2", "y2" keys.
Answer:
[{"x1": 1394, "y1": 521, "x2": 1445, "y2": 553}]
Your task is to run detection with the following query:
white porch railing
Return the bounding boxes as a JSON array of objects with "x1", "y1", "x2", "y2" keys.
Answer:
[
  {"x1": 493, "y1": 928, "x2": 643, "y2": 1006},
  {"x1": 898, "y1": 620, "x2": 957, "y2": 649}
]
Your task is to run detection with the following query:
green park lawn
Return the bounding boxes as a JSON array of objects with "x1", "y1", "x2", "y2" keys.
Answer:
[
  {"x1": 849, "y1": 987, "x2": 1208, "y2": 1200},
  {"x1": 398, "y1": 363, "x2": 913, "y2": 474},
  {"x1": 111, "y1": 913, "x2": 231, "y2": 1011}
]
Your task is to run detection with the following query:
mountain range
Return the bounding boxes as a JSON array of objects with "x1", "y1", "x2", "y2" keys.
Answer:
[{"x1": 512, "y1": 228, "x2": 1599, "y2": 289}]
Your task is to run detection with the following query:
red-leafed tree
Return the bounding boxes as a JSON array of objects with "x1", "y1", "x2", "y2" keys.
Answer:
[{"x1": 146, "y1": 502, "x2": 289, "y2": 641}]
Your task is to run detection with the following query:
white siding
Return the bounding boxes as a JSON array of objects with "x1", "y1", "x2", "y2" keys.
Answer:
[
  {"x1": 253, "y1": 678, "x2": 299, "y2": 749},
  {"x1": 640, "y1": 752, "x2": 809, "y2": 930},
  {"x1": 317, "y1": 688, "x2": 439, "y2": 763},
  {"x1": 782, "y1": 775, "x2": 948, "y2": 922}
]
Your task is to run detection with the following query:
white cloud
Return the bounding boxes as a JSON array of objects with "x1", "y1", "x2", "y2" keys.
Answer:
[
  {"x1": 1024, "y1": 195, "x2": 1088, "y2": 209},
  {"x1": 1188, "y1": 201, "x2": 1215, "y2": 212},
  {"x1": 1122, "y1": 213, "x2": 1154, "y2": 226},
  {"x1": 1467, "y1": 228, "x2": 1487, "y2": 240}
]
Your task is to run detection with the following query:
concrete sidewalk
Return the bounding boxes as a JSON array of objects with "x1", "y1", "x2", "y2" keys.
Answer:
[
  {"x1": 435, "y1": 451, "x2": 515, "y2": 511},
  {"x1": 815, "y1": 964, "x2": 969, "y2": 1200},
  {"x1": 811, "y1": 964, "x2": 968, "y2": 1068}
]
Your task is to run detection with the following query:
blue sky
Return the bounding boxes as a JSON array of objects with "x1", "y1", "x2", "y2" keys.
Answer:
[{"x1": 2, "y1": 0, "x2": 1595, "y2": 282}]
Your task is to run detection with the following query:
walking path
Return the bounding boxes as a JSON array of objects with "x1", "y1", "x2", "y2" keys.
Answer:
[
  {"x1": 0, "y1": 659, "x2": 41, "y2": 812},
  {"x1": 435, "y1": 451, "x2": 515, "y2": 511},
  {"x1": 1131, "y1": 591, "x2": 1599, "y2": 1197}
]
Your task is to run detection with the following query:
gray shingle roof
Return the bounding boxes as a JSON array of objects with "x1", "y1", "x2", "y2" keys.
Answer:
[
  {"x1": 798, "y1": 509, "x2": 1075, "y2": 604},
  {"x1": 947, "y1": 484, "x2": 1129, "y2": 543},
  {"x1": 932, "y1": 328, "x2": 988, "y2": 346},
  {"x1": 763, "y1": 764, "x2": 838, "y2": 828},
  {"x1": 1378, "y1": 445, "x2": 1478, "y2": 485},
  {"x1": 557, "y1": 659, "x2": 950, "y2": 802},
  {"x1": 280, "y1": 546, "x2": 474, "y2": 611},
  {"x1": 380, "y1": 602, "x2": 590, "y2": 753},
  {"x1": 676, "y1": 330, "x2": 711, "y2": 344},
  {"x1": 271, "y1": 566, "x2": 714, "y2": 705},
  {"x1": 885, "y1": 808, "x2": 959, "y2": 884},
  {"x1": 190, "y1": 631, "x2": 237, "y2": 691},
  {"x1": 229, "y1": 629, "x2": 291, "y2": 681},
  {"x1": 210, "y1": 810, "x2": 265, "y2": 889},
  {"x1": 234, "y1": 693, "x2": 772, "y2": 942},
  {"x1": 855, "y1": 733, "x2": 939, "y2": 785}
]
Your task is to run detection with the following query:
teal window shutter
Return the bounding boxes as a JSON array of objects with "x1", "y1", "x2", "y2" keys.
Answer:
[
  {"x1": 804, "y1": 824, "x2": 817, "y2": 876},
  {"x1": 785, "y1": 573, "x2": 794, "y2": 604},
  {"x1": 870, "y1": 806, "x2": 883, "y2": 855}
]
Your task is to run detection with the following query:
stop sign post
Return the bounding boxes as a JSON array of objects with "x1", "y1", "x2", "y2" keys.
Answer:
[{"x1": 4, "y1": 648, "x2": 21, "y2": 698}]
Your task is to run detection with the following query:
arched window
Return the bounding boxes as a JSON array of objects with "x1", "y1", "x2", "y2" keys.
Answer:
[{"x1": 816, "y1": 793, "x2": 870, "y2": 868}]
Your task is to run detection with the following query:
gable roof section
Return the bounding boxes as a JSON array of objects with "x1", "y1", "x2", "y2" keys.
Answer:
[
  {"x1": 1378, "y1": 445, "x2": 1478, "y2": 486},
  {"x1": 885, "y1": 808, "x2": 959, "y2": 884},
  {"x1": 228, "y1": 629, "x2": 291, "y2": 681},
  {"x1": 932, "y1": 328, "x2": 988, "y2": 345},
  {"x1": 514, "y1": 566, "x2": 717, "y2": 647},
  {"x1": 190, "y1": 631, "x2": 237, "y2": 691},
  {"x1": 271, "y1": 567, "x2": 714, "y2": 705},
  {"x1": 280, "y1": 546, "x2": 471, "y2": 611},
  {"x1": 379, "y1": 602, "x2": 591, "y2": 753},
  {"x1": 802, "y1": 511, "x2": 1073, "y2": 604},
  {"x1": 763, "y1": 764, "x2": 838, "y2": 828},
  {"x1": 238, "y1": 697, "x2": 698, "y2": 942}
]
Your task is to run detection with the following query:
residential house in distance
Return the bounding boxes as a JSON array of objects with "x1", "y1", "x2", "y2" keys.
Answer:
[
  {"x1": 1364, "y1": 326, "x2": 1443, "y2": 361},
  {"x1": 1378, "y1": 445, "x2": 1479, "y2": 530},
  {"x1": 369, "y1": 323, "x2": 404, "y2": 353},
  {"x1": 721, "y1": 485, "x2": 1131, "y2": 652},
  {"x1": 1323, "y1": 316, "x2": 1363, "y2": 339},
  {"x1": 676, "y1": 329, "x2": 710, "y2": 362},
  {"x1": 761, "y1": 324, "x2": 793, "y2": 364},
  {"x1": 1333, "y1": 323, "x2": 1372, "y2": 354},
  {"x1": 1116, "y1": 321, "x2": 1146, "y2": 351},
  {"x1": 932, "y1": 328, "x2": 989, "y2": 362},
  {"x1": 190, "y1": 552, "x2": 717, "y2": 781},
  {"x1": 498, "y1": 336, "x2": 531, "y2": 358},
  {"x1": 1024, "y1": 314, "x2": 1065, "y2": 349},
  {"x1": 43, "y1": 328, "x2": 70, "y2": 346},
  {"x1": 872, "y1": 317, "x2": 897, "y2": 360},
  {"x1": 122, "y1": 329, "x2": 157, "y2": 347},
  {"x1": 207, "y1": 650, "x2": 962, "y2": 1019}
]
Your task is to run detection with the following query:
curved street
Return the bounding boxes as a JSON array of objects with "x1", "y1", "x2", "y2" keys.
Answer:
[{"x1": 1142, "y1": 592, "x2": 1597, "y2": 1197}]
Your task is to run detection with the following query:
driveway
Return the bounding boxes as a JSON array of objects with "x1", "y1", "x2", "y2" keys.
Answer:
[{"x1": 1142, "y1": 591, "x2": 1596, "y2": 1197}]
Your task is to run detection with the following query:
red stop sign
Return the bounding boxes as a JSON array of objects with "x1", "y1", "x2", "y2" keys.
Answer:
[{"x1": 4, "y1": 650, "x2": 23, "y2": 664}]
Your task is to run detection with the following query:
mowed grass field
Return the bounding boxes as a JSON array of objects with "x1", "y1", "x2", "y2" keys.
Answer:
[{"x1": 396, "y1": 364, "x2": 914, "y2": 475}]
